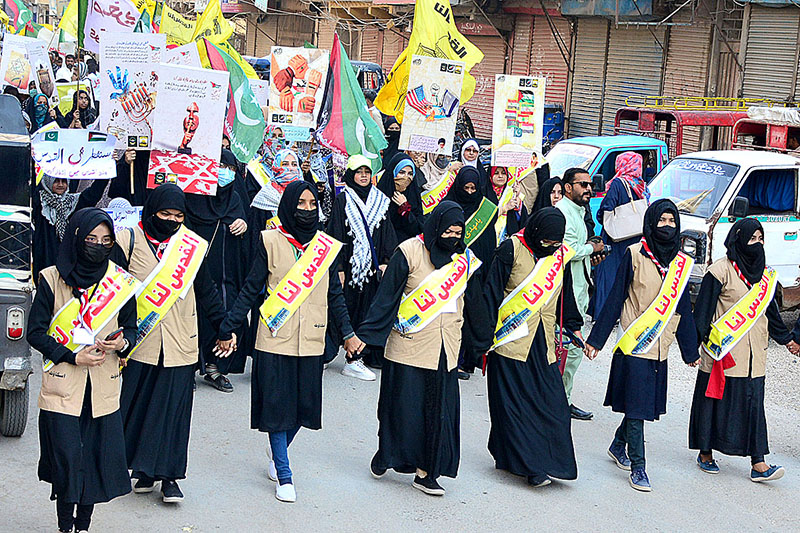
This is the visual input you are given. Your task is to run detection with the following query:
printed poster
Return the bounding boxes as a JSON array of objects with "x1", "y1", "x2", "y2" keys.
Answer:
[
  {"x1": 491, "y1": 75, "x2": 546, "y2": 168},
  {"x1": 31, "y1": 129, "x2": 117, "y2": 180},
  {"x1": 268, "y1": 46, "x2": 329, "y2": 133},
  {"x1": 99, "y1": 33, "x2": 166, "y2": 150},
  {"x1": 147, "y1": 64, "x2": 229, "y2": 196},
  {"x1": 164, "y1": 43, "x2": 202, "y2": 68},
  {"x1": 56, "y1": 81, "x2": 89, "y2": 116},
  {"x1": 399, "y1": 55, "x2": 464, "y2": 154},
  {"x1": 105, "y1": 197, "x2": 143, "y2": 232},
  {"x1": 0, "y1": 34, "x2": 58, "y2": 103}
]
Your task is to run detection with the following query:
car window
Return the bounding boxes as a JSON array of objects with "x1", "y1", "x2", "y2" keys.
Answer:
[{"x1": 737, "y1": 168, "x2": 797, "y2": 215}]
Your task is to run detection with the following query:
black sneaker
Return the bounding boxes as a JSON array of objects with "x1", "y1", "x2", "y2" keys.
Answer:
[
  {"x1": 204, "y1": 373, "x2": 233, "y2": 393},
  {"x1": 161, "y1": 480, "x2": 184, "y2": 503},
  {"x1": 412, "y1": 475, "x2": 445, "y2": 496},
  {"x1": 570, "y1": 404, "x2": 593, "y2": 421},
  {"x1": 370, "y1": 453, "x2": 386, "y2": 479},
  {"x1": 458, "y1": 369, "x2": 471, "y2": 381},
  {"x1": 133, "y1": 475, "x2": 156, "y2": 493}
]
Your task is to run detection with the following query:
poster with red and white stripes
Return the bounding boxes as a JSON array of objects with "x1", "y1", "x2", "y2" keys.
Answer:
[{"x1": 398, "y1": 55, "x2": 464, "y2": 155}]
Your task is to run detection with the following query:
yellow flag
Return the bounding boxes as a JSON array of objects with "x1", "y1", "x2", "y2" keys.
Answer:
[
  {"x1": 197, "y1": 39, "x2": 259, "y2": 80},
  {"x1": 57, "y1": 0, "x2": 78, "y2": 38},
  {"x1": 191, "y1": 0, "x2": 233, "y2": 44},
  {"x1": 375, "y1": 0, "x2": 484, "y2": 122},
  {"x1": 157, "y1": 2, "x2": 196, "y2": 46}
]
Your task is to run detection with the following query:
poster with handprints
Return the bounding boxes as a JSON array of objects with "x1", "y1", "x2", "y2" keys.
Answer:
[
  {"x1": 491, "y1": 75, "x2": 546, "y2": 168},
  {"x1": 0, "y1": 34, "x2": 58, "y2": 103},
  {"x1": 147, "y1": 64, "x2": 229, "y2": 196},
  {"x1": 99, "y1": 33, "x2": 166, "y2": 151},
  {"x1": 267, "y1": 46, "x2": 329, "y2": 135},
  {"x1": 399, "y1": 55, "x2": 464, "y2": 154}
]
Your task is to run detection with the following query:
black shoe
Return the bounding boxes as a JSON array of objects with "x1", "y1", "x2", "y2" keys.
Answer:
[
  {"x1": 370, "y1": 453, "x2": 387, "y2": 479},
  {"x1": 133, "y1": 475, "x2": 156, "y2": 493},
  {"x1": 458, "y1": 370, "x2": 471, "y2": 380},
  {"x1": 412, "y1": 475, "x2": 445, "y2": 496},
  {"x1": 528, "y1": 474, "x2": 552, "y2": 487},
  {"x1": 570, "y1": 404, "x2": 593, "y2": 421},
  {"x1": 192, "y1": 376, "x2": 196, "y2": 392},
  {"x1": 161, "y1": 480, "x2": 184, "y2": 503},
  {"x1": 204, "y1": 373, "x2": 233, "y2": 393}
]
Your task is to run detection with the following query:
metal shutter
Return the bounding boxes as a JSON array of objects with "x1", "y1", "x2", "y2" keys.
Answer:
[
  {"x1": 600, "y1": 25, "x2": 666, "y2": 135},
  {"x1": 742, "y1": 5, "x2": 800, "y2": 101},
  {"x1": 361, "y1": 27, "x2": 383, "y2": 64},
  {"x1": 510, "y1": 14, "x2": 533, "y2": 75},
  {"x1": 462, "y1": 35, "x2": 508, "y2": 139},
  {"x1": 381, "y1": 30, "x2": 408, "y2": 73},
  {"x1": 568, "y1": 18, "x2": 608, "y2": 137},
  {"x1": 663, "y1": 11, "x2": 712, "y2": 152},
  {"x1": 531, "y1": 15, "x2": 571, "y2": 106}
]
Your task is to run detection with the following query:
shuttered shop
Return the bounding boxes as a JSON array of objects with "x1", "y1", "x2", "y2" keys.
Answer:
[
  {"x1": 742, "y1": 5, "x2": 800, "y2": 101},
  {"x1": 381, "y1": 30, "x2": 408, "y2": 73},
  {"x1": 530, "y1": 15, "x2": 571, "y2": 106},
  {"x1": 663, "y1": 13, "x2": 712, "y2": 152},
  {"x1": 360, "y1": 28, "x2": 383, "y2": 64},
  {"x1": 568, "y1": 18, "x2": 608, "y2": 137},
  {"x1": 463, "y1": 35, "x2": 508, "y2": 138},
  {"x1": 600, "y1": 26, "x2": 665, "y2": 135},
  {"x1": 510, "y1": 15, "x2": 534, "y2": 75}
]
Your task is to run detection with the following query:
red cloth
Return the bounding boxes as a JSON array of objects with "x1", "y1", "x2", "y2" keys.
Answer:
[
  {"x1": 705, "y1": 352, "x2": 736, "y2": 399},
  {"x1": 605, "y1": 151, "x2": 648, "y2": 201},
  {"x1": 276, "y1": 224, "x2": 307, "y2": 252}
]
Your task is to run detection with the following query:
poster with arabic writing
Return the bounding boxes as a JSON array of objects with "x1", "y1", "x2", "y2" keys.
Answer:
[
  {"x1": 99, "y1": 33, "x2": 165, "y2": 151},
  {"x1": 31, "y1": 129, "x2": 117, "y2": 180},
  {"x1": 491, "y1": 74, "x2": 546, "y2": 168},
  {"x1": 147, "y1": 64, "x2": 229, "y2": 196},
  {"x1": 0, "y1": 34, "x2": 58, "y2": 103},
  {"x1": 164, "y1": 43, "x2": 202, "y2": 68}
]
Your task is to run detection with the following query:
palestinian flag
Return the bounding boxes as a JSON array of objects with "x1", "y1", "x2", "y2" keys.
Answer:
[
  {"x1": 317, "y1": 33, "x2": 387, "y2": 173},
  {"x1": 5, "y1": 0, "x2": 32, "y2": 33},
  {"x1": 200, "y1": 39, "x2": 265, "y2": 163}
]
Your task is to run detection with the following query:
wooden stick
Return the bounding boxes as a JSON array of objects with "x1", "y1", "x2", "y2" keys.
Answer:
[
  {"x1": 130, "y1": 155, "x2": 135, "y2": 195},
  {"x1": 304, "y1": 137, "x2": 316, "y2": 165}
]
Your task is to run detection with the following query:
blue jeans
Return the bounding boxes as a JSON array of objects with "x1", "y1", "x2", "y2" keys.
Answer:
[
  {"x1": 612, "y1": 417, "x2": 645, "y2": 470},
  {"x1": 269, "y1": 427, "x2": 300, "y2": 484}
]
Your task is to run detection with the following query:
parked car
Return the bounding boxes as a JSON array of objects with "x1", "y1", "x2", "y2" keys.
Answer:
[
  {"x1": 648, "y1": 150, "x2": 800, "y2": 308},
  {"x1": 351, "y1": 61, "x2": 385, "y2": 102}
]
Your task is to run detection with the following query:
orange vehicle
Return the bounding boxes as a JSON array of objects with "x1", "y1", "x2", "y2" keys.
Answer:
[{"x1": 731, "y1": 107, "x2": 800, "y2": 154}]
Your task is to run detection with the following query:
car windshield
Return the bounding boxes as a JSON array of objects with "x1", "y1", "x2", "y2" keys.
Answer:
[
  {"x1": 547, "y1": 142, "x2": 601, "y2": 178},
  {"x1": 648, "y1": 158, "x2": 739, "y2": 219}
]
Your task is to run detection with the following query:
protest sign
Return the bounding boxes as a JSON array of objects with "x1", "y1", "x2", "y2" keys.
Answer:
[
  {"x1": 31, "y1": 129, "x2": 117, "y2": 180},
  {"x1": 99, "y1": 32, "x2": 166, "y2": 150},
  {"x1": 491, "y1": 75, "x2": 546, "y2": 169},
  {"x1": 164, "y1": 42, "x2": 202, "y2": 68},
  {"x1": 84, "y1": 0, "x2": 140, "y2": 54},
  {"x1": 268, "y1": 46, "x2": 329, "y2": 137},
  {"x1": 0, "y1": 34, "x2": 58, "y2": 103},
  {"x1": 399, "y1": 55, "x2": 464, "y2": 154},
  {"x1": 147, "y1": 64, "x2": 229, "y2": 195},
  {"x1": 105, "y1": 197, "x2": 143, "y2": 232}
]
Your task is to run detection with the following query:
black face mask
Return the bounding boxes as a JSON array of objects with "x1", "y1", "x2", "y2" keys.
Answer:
[
  {"x1": 294, "y1": 208, "x2": 318, "y2": 230},
  {"x1": 439, "y1": 236, "x2": 461, "y2": 252},
  {"x1": 654, "y1": 225, "x2": 677, "y2": 241},
  {"x1": 743, "y1": 242, "x2": 764, "y2": 261},
  {"x1": 534, "y1": 242, "x2": 560, "y2": 257},
  {"x1": 151, "y1": 215, "x2": 181, "y2": 238},
  {"x1": 81, "y1": 242, "x2": 112, "y2": 264},
  {"x1": 386, "y1": 130, "x2": 400, "y2": 142}
]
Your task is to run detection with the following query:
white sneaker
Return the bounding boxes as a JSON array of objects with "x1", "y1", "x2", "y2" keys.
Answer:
[
  {"x1": 275, "y1": 482, "x2": 296, "y2": 503},
  {"x1": 267, "y1": 460, "x2": 278, "y2": 482},
  {"x1": 341, "y1": 359, "x2": 376, "y2": 381}
]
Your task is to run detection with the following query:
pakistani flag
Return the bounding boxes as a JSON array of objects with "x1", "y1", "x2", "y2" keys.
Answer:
[
  {"x1": 317, "y1": 33, "x2": 387, "y2": 173},
  {"x1": 202, "y1": 39, "x2": 266, "y2": 163},
  {"x1": 5, "y1": 0, "x2": 32, "y2": 33}
]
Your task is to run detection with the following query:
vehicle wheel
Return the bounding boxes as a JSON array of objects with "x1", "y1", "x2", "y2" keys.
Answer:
[{"x1": 0, "y1": 383, "x2": 29, "y2": 437}]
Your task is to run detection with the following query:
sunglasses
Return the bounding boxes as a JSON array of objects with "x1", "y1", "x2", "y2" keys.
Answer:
[{"x1": 572, "y1": 181, "x2": 593, "y2": 188}]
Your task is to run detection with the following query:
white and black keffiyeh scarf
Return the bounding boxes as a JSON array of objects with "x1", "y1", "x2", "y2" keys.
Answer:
[{"x1": 344, "y1": 185, "x2": 389, "y2": 289}]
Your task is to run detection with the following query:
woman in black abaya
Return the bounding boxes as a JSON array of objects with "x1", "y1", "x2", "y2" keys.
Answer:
[{"x1": 377, "y1": 152, "x2": 424, "y2": 243}]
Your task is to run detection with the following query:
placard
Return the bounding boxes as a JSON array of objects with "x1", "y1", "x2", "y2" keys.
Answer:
[
  {"x1": 147, "y1": 64, "x2": 229, "y2": 195},
  {"x1": 99, "y1": 33, "x2": 166, "y2": 150},
  {"x1": 399, "y1": 55, "x2": 464, "y2": 155},
  {"x1": 0, "y1": 34, "x2": 58, "y2": 103},
  {"x1": 31, "y1": 129, "x2": 117, "y2": 180},
  {"x1": 105, "y1": 197, "x2": 143, "y2": 232},
  {"x1": 268, "y1": 46, "x2": 329, "y2": 132},
  {"x1": 491, "y1": 74, "x2": 546, "y2": 168},
  {"x1": 164, "y1": 42, "x2": 202, "y2": 68}
]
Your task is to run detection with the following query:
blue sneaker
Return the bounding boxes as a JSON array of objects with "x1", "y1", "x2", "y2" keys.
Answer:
[
  {"x1": 629, "y1": 467, "x2": 652, "y2": 492},
  {"x1": 750, "y1": 465, "x2": 785, "y2": 483},
  {"x1": 696, "y1": 454, "x2": 720, "y2": 474},
  {"x1": 608, "y1": 444, "x2": 632, "y2": 471}
]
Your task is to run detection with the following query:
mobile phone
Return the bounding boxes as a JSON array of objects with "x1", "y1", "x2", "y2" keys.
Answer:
[{"x1": 105, "y1": 328, "x2": 124, "y2": 341}]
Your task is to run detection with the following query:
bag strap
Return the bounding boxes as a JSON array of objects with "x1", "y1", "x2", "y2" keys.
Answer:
[{"x1": 126, "y1": 227, "x2": 135, "y2": 264}]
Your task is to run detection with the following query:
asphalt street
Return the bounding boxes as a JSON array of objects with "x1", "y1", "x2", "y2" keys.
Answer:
[{"x1": 2, "y1": 329, "x2": 799, "y2": 532}]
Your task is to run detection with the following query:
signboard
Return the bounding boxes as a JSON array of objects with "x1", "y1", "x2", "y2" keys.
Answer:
[
  {"x1": 0, "y1": 34, "x2": 58, "y2": 103},
  {"x1": 267, "y1": 46, "x2": 330, "y2": 136},
  {"x1": 32, "y1": 129, "x2": 118, "y2": 180},
  {"x1": 491, "y1": 74, "x2": 546, "y2": 169}
]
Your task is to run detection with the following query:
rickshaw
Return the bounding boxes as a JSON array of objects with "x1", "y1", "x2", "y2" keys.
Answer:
[{"x1": 0, "y1": 94, "x2": 34, "y2": 437}]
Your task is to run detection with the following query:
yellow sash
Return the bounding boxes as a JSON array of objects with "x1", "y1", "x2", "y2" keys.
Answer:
[
  {"x1": 395, "y1": 247, "x2": 482, "y2": 334},
  {"x1": 247, "y1": 159, "x2": 270, "y2": 187},
  {"x1": 421, "y1": 171, "x2": 456, "y2": 215},
  {"x1": 493, "y1": 243, "x2": 574, "y2": 348},
  {"x1": 614, "y1": 252, "x2": 694, "y2": 355},
  {"x1": 259, "y1": 231, "x2": 343, "y2": 336},
  {"x1": 265, "y1": 215, "x2": 280, "y2": 230},
  {"x1": 45, "y1": 262, "x2": 141, "y2": 370},
  {"x1": 493, "y1": 180, "x2": 525, "y2": 243},
  {"x1": 129, "y1": 225, "x2": 208, "y2": 355},
  {"x1": 703, "y1": 268, "x2": 777, "y2": 361}
]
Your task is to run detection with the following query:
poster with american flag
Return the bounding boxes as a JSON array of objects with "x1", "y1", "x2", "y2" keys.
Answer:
[{"x1": 398, "y1": 55, "x2": 464, "y2": 155}]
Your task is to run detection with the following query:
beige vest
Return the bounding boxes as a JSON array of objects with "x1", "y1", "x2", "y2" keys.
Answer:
[
  {"x1": 619, "y1": 243, "x2": 681, "y2": 361},
  {"x1": 385, "y1": 238, "x2": 463, "y2": 371},
  {"x1": 116, "y1": 226, "x2": 199, "y2": 367},
  {"x1": 699, "y1": 258, "x2": 769, "y2": 378},
  {"x1": 495, "y1": 238, "x2": 559, "y2": 364},
  {"x1": 254, "y1": 230, "x2": 329, "y2": 356},
  {"x1": 38, "y1": 267, "x2": 123, "y2": 418}
]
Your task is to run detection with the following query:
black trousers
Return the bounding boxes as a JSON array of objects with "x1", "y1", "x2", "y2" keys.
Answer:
[
  {"x1": 612, "y1": 417, "x2": 645, "y2": 470},
  {"x1": 56, "y1": 499, "x2": 94, "y2": 532}
]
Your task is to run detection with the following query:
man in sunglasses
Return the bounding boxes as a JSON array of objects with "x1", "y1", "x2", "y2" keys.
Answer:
[{"x1": 556, "y1": 168, "x2": 606, "y2": 421}]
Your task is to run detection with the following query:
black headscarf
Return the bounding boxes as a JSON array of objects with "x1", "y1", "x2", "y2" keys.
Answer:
[
  {"x1": 56, "y1": 207, "x2": 114, "y2": 290},
  {"x1": 642, "y1": 199, "x2": 681, "y2": 270},
  {"x1": 443, "y1": 166, "x2": 483, "y2": 218},
  {"x1": 343, "y1": 165, "x2": 373, "y2": 202},
  {"x1": 533, "y1": 178, "x2": 563, "y2": 212},
  {"x1": 381, "y1": 116, "x2": 401, "y2": 170},
  {"x1": 725, "y1": 217, "x2": 765, "y2": 285},
  {"x1": 278, "y1": 180, "x2": 319, "y2": 245},
  {"x1": 142, "y1": 184, "x2": 186, "y2": 242},
  {"x1": 522, "y1": 207, "x2": 566, "y2": 259},
  {"x1": 185, "y1": 149, "x2": 245, "y2": 226},
  {"x1": 67, "y1": 89, "x2": 97, "y2": 128},
  {"x1": 424, "y1": 200, "x2": 465, "y2": 268}
]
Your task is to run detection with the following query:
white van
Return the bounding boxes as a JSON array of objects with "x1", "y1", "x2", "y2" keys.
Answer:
[{"x1": 648, "y1": 150, "x2": 800, "y2": 309}]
